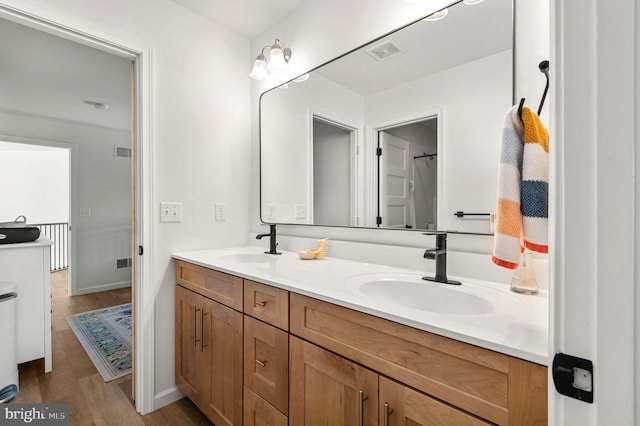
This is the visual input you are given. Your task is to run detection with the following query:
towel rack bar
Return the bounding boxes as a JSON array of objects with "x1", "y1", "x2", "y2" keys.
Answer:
[{"x1": 454, "y1": 211, "x2": 491, "y2": 218}]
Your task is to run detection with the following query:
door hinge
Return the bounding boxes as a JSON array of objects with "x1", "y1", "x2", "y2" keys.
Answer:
[
  {"x1": 552, "y1": 352, "x2": 593, "y2": 403},
  {"x1": 138, "y1": 245, "x2": 144, "y2": 256},
  {"x1": 376, "y1": 147, "x2": 382, "y2": 156},
  {"x1": 376, "y1": 216, "x2": 382, "y2": 226}
]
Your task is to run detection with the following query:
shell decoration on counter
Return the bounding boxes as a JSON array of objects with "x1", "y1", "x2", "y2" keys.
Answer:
[{"x1": 298, "y1": 238, "x2": 329, "y2": 260}]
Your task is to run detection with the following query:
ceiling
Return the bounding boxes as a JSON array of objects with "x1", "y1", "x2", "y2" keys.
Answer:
[{"x1": 169, "y1": 0, "x2": 309, "y2": 39}]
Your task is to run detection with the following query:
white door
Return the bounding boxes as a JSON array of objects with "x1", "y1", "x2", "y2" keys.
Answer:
[{"x1": 380, "y1": 132, "x2": 410, "y2": 228}]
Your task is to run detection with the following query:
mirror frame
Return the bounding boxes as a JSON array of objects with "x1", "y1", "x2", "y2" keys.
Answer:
[{"x1": 258, "y1": 0, "x2": 516, "y2": 236}]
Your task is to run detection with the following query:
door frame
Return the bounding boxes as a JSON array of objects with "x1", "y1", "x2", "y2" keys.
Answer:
[
  {"x1": 0, "y1": 3, "x2": 155, "y2": 414},
  {"x1": 370, "y1": 108, "x2": 442, "y2": 229},
  {"x1": 310, "y1": 114, "x2": 359, "y2": 226}
]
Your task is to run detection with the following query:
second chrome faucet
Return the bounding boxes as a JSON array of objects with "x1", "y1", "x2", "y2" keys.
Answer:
[{"x1": 423, "y1": 232, "x2": 461, "y2": 285}]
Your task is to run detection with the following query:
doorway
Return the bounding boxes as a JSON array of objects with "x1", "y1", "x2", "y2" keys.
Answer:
[
  {"x1": 0, "y1": 10, "x2": 150, "y2": 411},
  {"x1": 311, "y1": 116, "x2": 357, "y2": 226},
  {"x1": 376, "y1": 117, "x2": 438, "y2": 229}
]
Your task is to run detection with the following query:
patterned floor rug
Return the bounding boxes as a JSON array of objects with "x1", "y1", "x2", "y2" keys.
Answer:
[{"x1": 66, "y1": 303, "x2": 132, "y2": 382}]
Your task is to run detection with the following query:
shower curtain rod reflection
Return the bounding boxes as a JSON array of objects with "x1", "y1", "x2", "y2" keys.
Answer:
[{"x1": 414, "y1": 152, "x2": 437, "y2": 160}]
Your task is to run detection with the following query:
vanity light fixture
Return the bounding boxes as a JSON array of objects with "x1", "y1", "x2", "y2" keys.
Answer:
[
  {"x1": 423, "y1": 8, "x2": 448, "y2": 21},
  {"x1": 249, "y1": 39, "x2": 292, "y2": 81},
  {"x1": 463, "y1": 0, "x2": 485, "y2": 4},
  {"x1": 293, "y1": 73, "x2": 309, "y2": 82}
]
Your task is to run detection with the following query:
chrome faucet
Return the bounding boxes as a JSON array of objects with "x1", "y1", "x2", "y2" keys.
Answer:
[
  {"x1": 422, "y1": 232, "x2": 461, "y2": 285},
  {"x1": 256, "y1": 224, "x2": 281, "y2": 255}
]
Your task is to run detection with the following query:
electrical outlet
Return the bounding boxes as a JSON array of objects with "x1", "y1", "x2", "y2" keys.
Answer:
[
  {"x1": 295, "y1": 204, "x2": 307, "y2": 219},
  {"x1": 265, "y1": 204, "x2": 276, "y2": 221},
  {"x1": 160, "y1": 202, "x2": 182, "y2": 223},
  {"x1": 79, "y1": 208, "x2": 91, "y2": 218},
  {"x1": 215, "y1": 203, "x2": 226, "y2": 222}
]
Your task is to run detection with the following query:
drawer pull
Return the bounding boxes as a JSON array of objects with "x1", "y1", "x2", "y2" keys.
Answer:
[
  {"x1": 201, "y1": 311, "x2": 209, "y2": 352},
  {"x1": 358, "y1": 390, "x2": 369, "y2": 426},
  {"x1": 384, "y1": 403, "x2": 394, "y2": 426},
  {"x1": 255, "y1": 359, "x2": 267, "y2": 368},
  {"x1": 255, "y1": 300, "x2": 267, "y2": 307},
  {"x1": 194, "y1": 306, "x2": 201, "y2": 347}
]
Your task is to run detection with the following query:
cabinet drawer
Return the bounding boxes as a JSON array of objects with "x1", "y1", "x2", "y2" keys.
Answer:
[
  {"x1": 244, "y1": 316, "x2": 289, "y2": 415},
  {"x1": 290, "y1": 293, "x2": 547, "y2": 425},
  {"x1": 176, "y1": 260, "x2": 243, "y2": 311},
  {"x1": 244, "y1": 387, "x2": 288, "y2": 426},
  {"x1": 244, "y1": 280, "x2": 289, "y2": 330},
  {"x1": 380, "y1": 376, "x2": 492, "y2": 426}
]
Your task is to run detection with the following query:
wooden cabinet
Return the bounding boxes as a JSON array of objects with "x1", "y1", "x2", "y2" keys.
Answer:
[
  {"x1": 379, "y1": 376, "x2": 491, "y2": 426},
  {"x1": 175, "y1": 260, "x2": 243, "y2": 426},
  {"x1": 175, "y1": 285, "x2": 207, "y2": 406},
  {"x1": 244, "y1": 280, "x2": 289, "y2": 330},
  {"x1": 176, "y1": 260, "x2": 547, "y2": 425},
  {"x1": 290, "y1": 336, "x2": 378, "y2": 426},
  {"x1": 290, "y1": 293, "x2": 547, "y2": 425},
  {"x1": 244, "y1": 387, "x2": 288, "y2": 426},
  {"x1": 244, "y1": 316, "x2": 289, "y2": 414}
]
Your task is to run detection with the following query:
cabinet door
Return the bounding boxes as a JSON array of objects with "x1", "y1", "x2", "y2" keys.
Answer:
[
  {"x1": 202, "y1": 297, "x2": 243, "y2": 426},
  {"x1": 379, "y1": 376, "x2": 492, "y2": 426},
  {"x1": 175, "y1": 285, "x2": 206, "y2": 407},
  {"x1": 290, "y1": 336, "x2": 378, "y2": 426},
  {"x1": 244, "y1": 387, "x2": 288, "y2": 426}
]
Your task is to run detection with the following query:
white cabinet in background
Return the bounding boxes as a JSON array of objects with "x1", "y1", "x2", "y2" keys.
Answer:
[{"x1": 0, "y1": 238, "x2": 52, "y2": 372}]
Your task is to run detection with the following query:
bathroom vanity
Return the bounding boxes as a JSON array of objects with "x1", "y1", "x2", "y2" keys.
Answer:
[{"x1": 174, "y1": 247, "x2": 547, "y2": 425}]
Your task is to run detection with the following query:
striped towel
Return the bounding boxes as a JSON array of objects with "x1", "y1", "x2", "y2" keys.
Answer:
[{"x1": 492, "y1": 105, "x2": 549, "y2": 269}]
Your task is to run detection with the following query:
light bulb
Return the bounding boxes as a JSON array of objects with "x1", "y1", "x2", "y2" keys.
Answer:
[
  {"x1": 463, "y1": 0, "x2": 485, "y2": 4},
  {"x1": 267, "y1": 46, "x2": 287, "y2": 72},
  {"x1": 249, "y1": 55, "x2": 268, "y2": 80}
]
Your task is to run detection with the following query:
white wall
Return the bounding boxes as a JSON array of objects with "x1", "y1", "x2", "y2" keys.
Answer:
[
  {"x1": 0, "y1": 141, "x2": 69, "y2": 223},
  {"x1": 1, "y1": 0, "x2": 251, "y2": 407}
]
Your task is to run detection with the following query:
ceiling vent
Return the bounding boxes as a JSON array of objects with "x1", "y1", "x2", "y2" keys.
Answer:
[
  {"x1": 114, "y1": 146, "x2": 132, "y2": 159},
  {"x1": 364, "y1": 39, "x2": 406, "y2": 62}
]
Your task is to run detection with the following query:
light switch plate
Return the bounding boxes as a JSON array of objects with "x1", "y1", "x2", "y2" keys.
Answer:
[{"x1": 160, "y1": 202, "x2": 182, "y2": 223}]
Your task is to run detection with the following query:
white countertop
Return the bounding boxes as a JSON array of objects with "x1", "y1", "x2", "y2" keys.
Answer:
[
  {"x1": 0, "y1": 236, "x2": 53, "y2": 250},
  {"x1": 173, "y1": 245, "x2": 549, "y2": 365}
]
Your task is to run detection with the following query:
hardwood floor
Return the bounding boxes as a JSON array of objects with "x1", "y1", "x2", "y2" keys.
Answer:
[{"x1": 10, "y1": 270, "x2": 212, "y2": 426}]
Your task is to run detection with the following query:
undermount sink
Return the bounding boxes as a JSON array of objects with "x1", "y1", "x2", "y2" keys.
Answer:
[{"x1": 347, "y1": 273, "x2": 522, "y2": 316}]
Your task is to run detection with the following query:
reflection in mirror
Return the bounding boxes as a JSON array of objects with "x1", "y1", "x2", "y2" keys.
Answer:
[{"x1": 260, "y1": 0, "x2": 513, "y2": 233}]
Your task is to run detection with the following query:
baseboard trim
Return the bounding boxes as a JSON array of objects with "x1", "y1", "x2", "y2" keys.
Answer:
[
  {"x1": 74, "y1": 281, "x2": 132, "y2": 295},
  {"x1": 154, "y1": 386, "x2": 184, "y2": 410}
]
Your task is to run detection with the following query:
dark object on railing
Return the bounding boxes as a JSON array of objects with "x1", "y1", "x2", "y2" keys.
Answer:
[
  {"x1": 0, "y1": 227, "x2": 40, "y2": 244},
  {"x1": 414, "y1": 152, "x2": 437, "y2": 160},
  {"x1": 33, "y1": 222, "x2": 69, "y2": 271},
  {"x1": 517, "y1": 60, "x2": 550, "y2": 120},
  {"x1": 454, "y1": 211, "x2": 490, "y2": 218}
]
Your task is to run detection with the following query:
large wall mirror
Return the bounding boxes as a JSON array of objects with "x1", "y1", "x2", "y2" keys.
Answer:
[{"x1": 260, "y1": 0, "x2": 513, "y2": 234}]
